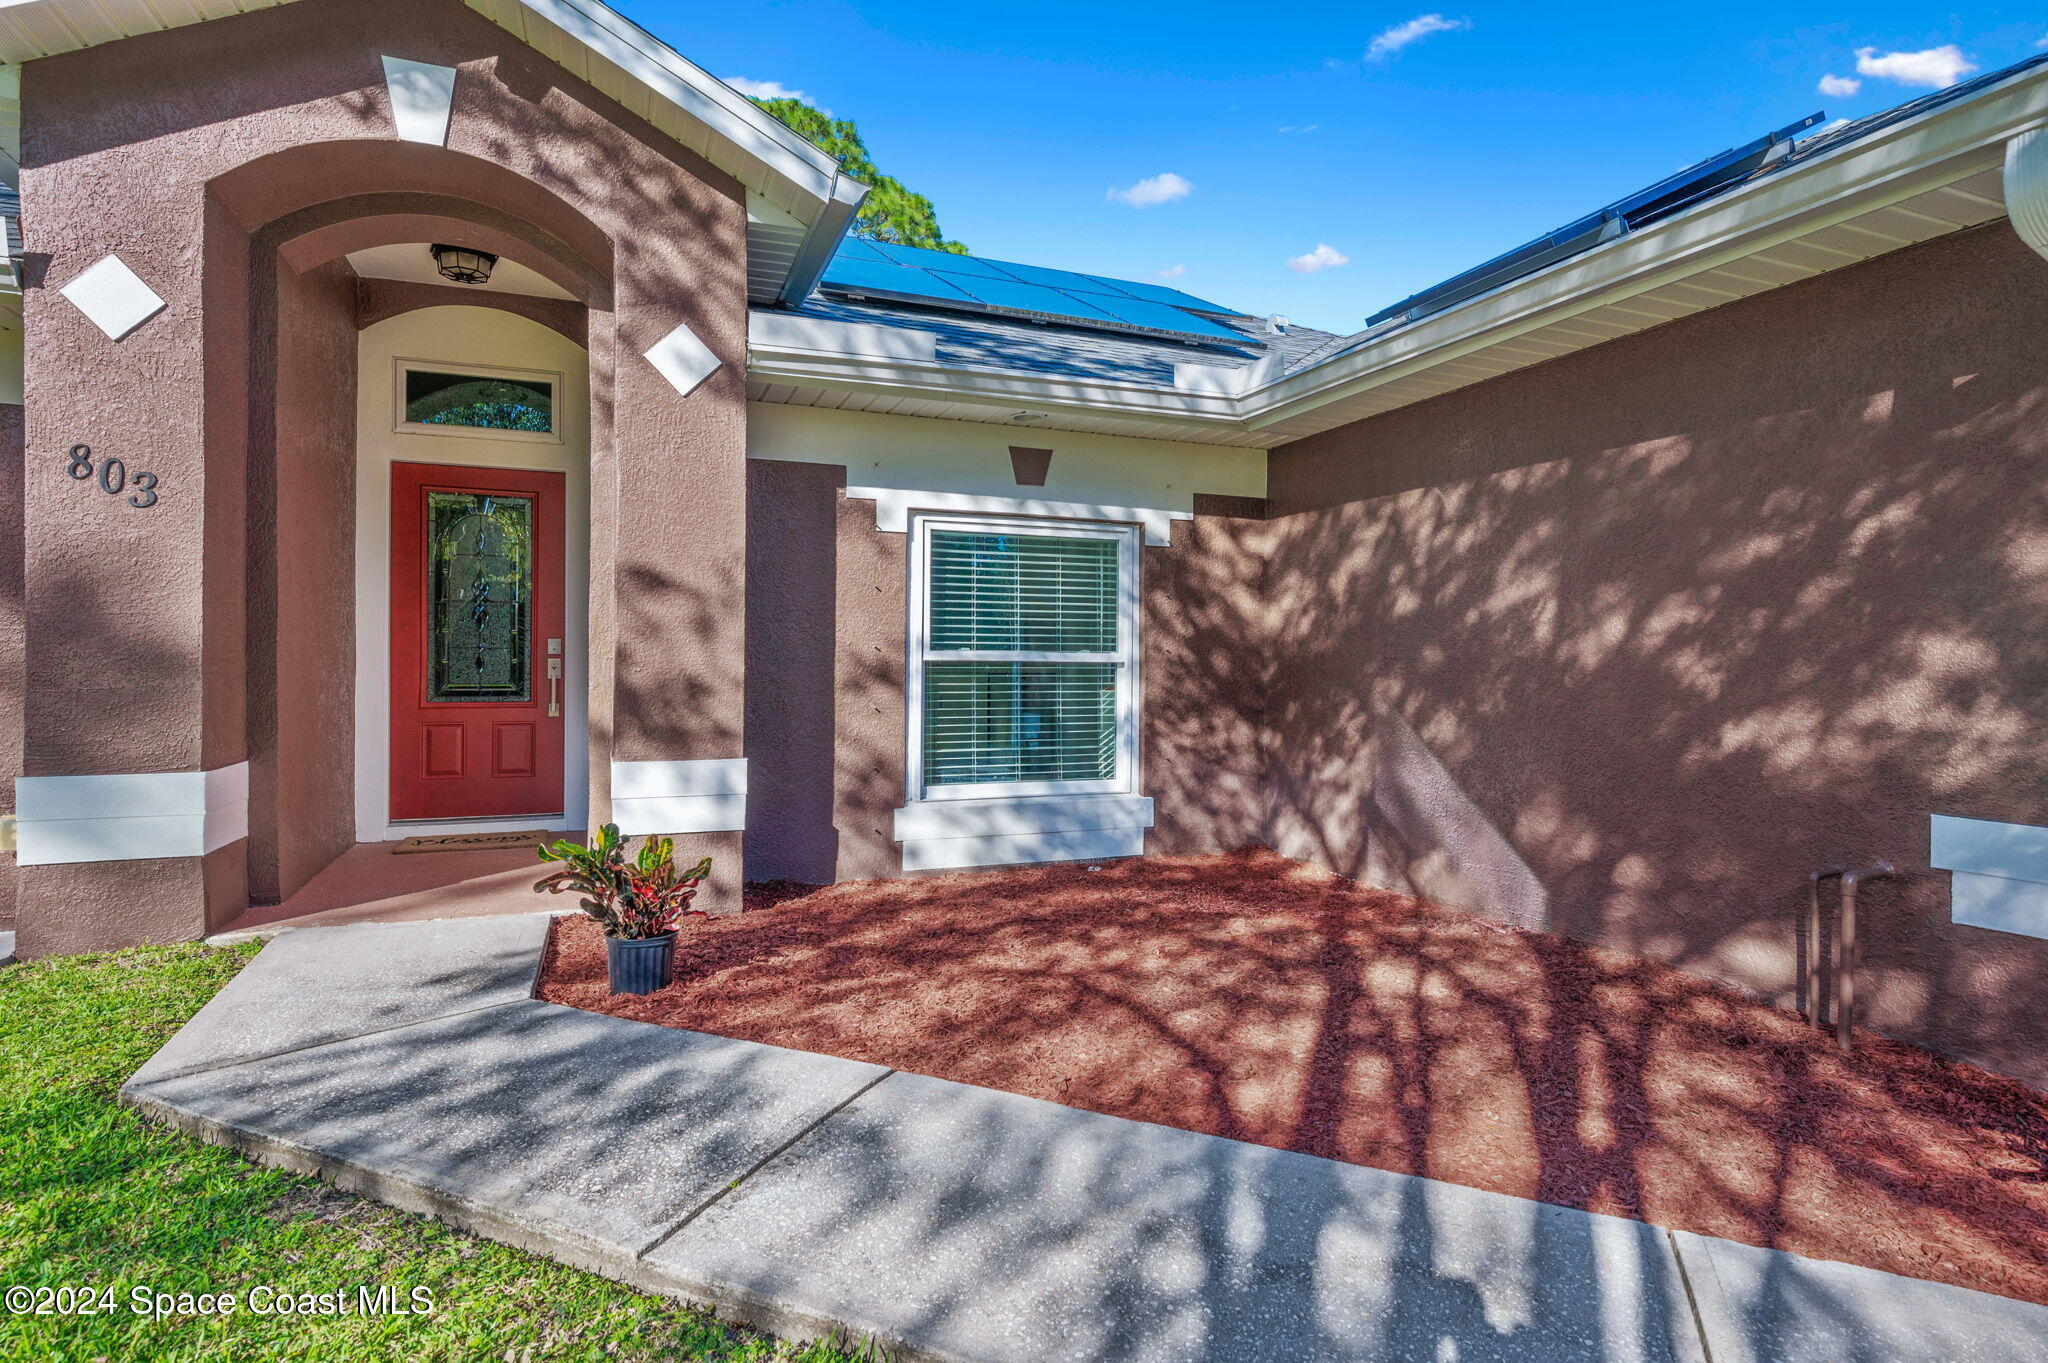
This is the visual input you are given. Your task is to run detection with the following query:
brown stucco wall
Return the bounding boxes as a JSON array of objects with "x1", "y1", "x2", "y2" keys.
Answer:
[
  {"x1": 248, "y1": 256, "x2": 358, "y2": 904},
  {"x1": 745, "y1": 459, "x2": 843, "y2": 884},
  {"x1": 0, "y1": 403, "x2": 20, "y2": 931},
  {"x1": 1259, "y1": 221, "x2": 2048, "y2": 1086},
  {"x1": 1144, "y1": 494, "x2": 1280, "y2": 856},
  {"x1": 740, "y1": 461, "x2": 907, "y2": 885},
  {"x1": 15, "y1": 0, "x2": 753, "y2": 949}
]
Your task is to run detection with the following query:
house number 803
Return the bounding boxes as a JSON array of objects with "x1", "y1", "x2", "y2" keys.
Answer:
[{"x1": 65, "y1": 444, "x2": 159, "y2": 508}]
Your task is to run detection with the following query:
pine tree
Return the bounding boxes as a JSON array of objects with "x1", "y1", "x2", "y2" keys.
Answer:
[{"x1": 749, "y1": 97, "x2": 969, "y2": 255}]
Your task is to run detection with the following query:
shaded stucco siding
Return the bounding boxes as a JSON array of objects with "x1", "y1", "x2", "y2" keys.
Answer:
[
  {"x1": 1258, "y1": 222, "x2": 2048, "y2": 1086},
  {"x1": 13, "y1": 0, "x2": 750, "y2": 954},
  {"x1": 0, "y1": 401, "x2": 20, "y2": 931}
]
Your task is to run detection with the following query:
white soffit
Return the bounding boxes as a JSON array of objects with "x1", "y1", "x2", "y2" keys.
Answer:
[
  {"x1": 381, "y1": 55, "x2": 456, "y2": 146},
  {"x1": 58, "y1": 252, "x2": 164, "y2": 339},
  {"x1": 0, "y1": 0, "x2": 298, "y2": 62}
]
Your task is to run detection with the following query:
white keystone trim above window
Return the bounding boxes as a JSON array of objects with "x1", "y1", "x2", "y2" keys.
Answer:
[
  {"x1": 610, "y1": 759, "x2": 747, "y2": 835},
  {"x1": 846, "y1": 487, "x2": 1188, "y2": 546},
  {"x1": 13, "y1": 763, "x2": 249, "y2": 865}
]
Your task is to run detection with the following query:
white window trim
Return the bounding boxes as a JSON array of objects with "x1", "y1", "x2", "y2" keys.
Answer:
[
  {"x1": 393, "y1": 356, "x2": 566, "y2": 445},
  {"x1": 906, "y1": 512, "x2": 1142, "y2": 804}
]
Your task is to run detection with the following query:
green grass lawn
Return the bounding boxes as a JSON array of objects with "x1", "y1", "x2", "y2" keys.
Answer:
[{"x1": 0, "y1": 941, "x2": 865, "y2": 1363}]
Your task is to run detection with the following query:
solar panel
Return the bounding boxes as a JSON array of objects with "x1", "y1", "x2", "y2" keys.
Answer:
[
  {"x1": 933, "y1": 273, "x2": 1121, "y2": 320},
  {"x1": 1068, "y1": 292, "x2": 1252, "y2": 341},
  {"x1": 1082, "y1": 277, "x2": 1240, "y2": 313},
  {"x1": 817, "y1": 239, "x2": 1255, "y2": 346},
  {"x1": 1365, "y1": 111, "x2": 1824, "y2": 327},
  {"x1": 819, "y1": 255, "x2": 978, "y2": 301},
  {"x1": 864, "y1": 241, "x2": 1021, "y2": 280}
]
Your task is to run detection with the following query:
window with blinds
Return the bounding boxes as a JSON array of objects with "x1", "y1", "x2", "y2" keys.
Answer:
[{"x1": 913, "y1": 519, "x2": 1137, "y2": 797}]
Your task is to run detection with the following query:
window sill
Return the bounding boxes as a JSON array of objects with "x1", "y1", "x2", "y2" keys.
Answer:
[{"x1": 893, "y1": 793, "x2": 1154, "y2": 872}]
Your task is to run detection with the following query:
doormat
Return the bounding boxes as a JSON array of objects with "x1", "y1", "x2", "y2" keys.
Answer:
[{"x1": 393, "y1": 830, "x2": 550, "y2": 854}]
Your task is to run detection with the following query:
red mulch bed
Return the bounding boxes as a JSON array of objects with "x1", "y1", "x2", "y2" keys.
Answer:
[{"x1": 536, "y1": 848, "x2": 2048, "y2": 1303}]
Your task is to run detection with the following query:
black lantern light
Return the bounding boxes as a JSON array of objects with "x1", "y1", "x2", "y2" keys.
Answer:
[{"x1": 430, "y1": 243, "x2": 498, "y2": 285}]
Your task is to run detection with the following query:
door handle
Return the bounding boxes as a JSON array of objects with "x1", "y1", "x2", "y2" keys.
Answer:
[{"x1": 546, "y1": 658, "x2": 563, "y2": 717}]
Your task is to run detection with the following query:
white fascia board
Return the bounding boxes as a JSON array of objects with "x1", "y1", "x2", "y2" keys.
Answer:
[
  {"x1": 778, "y1": 173, "x2": 867, "y2": 306},
  {"x1": 502, "y1": 0, "x2": 847, "y2": 208},
  {"x1": 749, "y1": 311, "x2": 937, "y2": 364},
  {"x1": 1243, "y1": 64, "x2": 2048, "y2": 429}
]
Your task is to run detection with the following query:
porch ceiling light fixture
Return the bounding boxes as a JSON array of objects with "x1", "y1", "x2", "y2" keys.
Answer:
[{"x1": 430, "y1": 243, "x2": 498, "y2": 285}]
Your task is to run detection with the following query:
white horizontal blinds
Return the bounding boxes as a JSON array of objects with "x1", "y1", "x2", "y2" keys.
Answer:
[
  {"x1": 927, "y1": 530, "x2": 1118, "y2": 654},
  {"x1": 923, "y1": 663, "x2": 1117, "y2": 785},
  {"x1": 922, "y1": 528, "x2": 1124, "y2": 789}
]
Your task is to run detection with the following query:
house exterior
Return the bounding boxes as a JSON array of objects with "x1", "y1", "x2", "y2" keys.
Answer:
[{"x1": 3, "y1": 0, "x2": 2048, "y2": 1086}]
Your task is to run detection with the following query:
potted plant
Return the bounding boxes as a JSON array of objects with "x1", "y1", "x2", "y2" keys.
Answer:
[{"x1": 535, "y1": 824, "x2": 713, "y2": 995}]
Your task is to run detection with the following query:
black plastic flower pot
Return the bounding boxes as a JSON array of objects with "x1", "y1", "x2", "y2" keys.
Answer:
[{"x1": 605, "y1": 932, "x2": 676, "y2": 995}]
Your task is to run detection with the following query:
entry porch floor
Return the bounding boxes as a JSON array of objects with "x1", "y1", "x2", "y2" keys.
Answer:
[
  {"x1": 216, "y1": 838, "x2": 563, "y2": 938},
  {"x1": 538, "y1": 848, "x2": 2048, "y2": 1307}
]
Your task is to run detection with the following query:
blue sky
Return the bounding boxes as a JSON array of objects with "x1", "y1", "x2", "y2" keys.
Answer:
[{"x1": 635, "y1": 2, "x2": 2048, "y2": 333}]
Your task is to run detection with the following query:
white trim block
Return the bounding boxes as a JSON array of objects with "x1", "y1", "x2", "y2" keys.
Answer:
[
  {"x1": 894, "y1": 794, "x2": 1153, "y2": 842},
  {"x1": 902, "y1": 826, "x2": 1146, "y2": 873},
  {"x1": 14, "y1": 762, "x2": 250, "y2": 865},
  {"x1": 1931, "y1": 813, "x2": 2048, "y2": 883},
  {"x1": 58, "y1": 254, "x2": 166, "y2": 340},
  {"x1": 382, "y1": 56, "x2": 456, "y2": 146},
  {"x1": 1950, "y1": 870, "x2": 2048, "y2": 939},
  {"x1": 845, "y1": 487, "x2": 1189, "y2": 546},
  {"x1": 749, "y1": 312, "x2": 938, "y2": 363},
  {"x1": 610, "y1": 759, "x2": 747, "y2": 835},
  {"x1": 896, "y1": 793, "x2": 1152, "y2": 872},
  {"x1": 1932, "y1": 814, "x2": 2048, "y2": 939},
  {"x1": 644, "y1": 321, "x2": 723, "y2": 397}
]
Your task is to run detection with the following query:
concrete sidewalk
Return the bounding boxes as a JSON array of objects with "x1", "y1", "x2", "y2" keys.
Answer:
[{"x1": 123, "y1": 915, "x2": 2048, "y2": 1363}]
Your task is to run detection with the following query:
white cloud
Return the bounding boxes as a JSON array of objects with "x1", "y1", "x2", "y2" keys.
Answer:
[
  {"x1": 1287, "y1": 243, "x2": 1351, "y2": 273},
  {"x1": 1278, "y1": 123, "x2": 1320, "y2": 134},
  {"x1": 1158, "y1": 264, "x2": 1188, "y2": 279},
  {"x1": 1853, "y1": 45, "x2": 1976, "y2": 89},
  {"x1": 1817, "y1": 73, "x2": 1861, "y2": 97},
  {"x1": 725, "y1": 77, "x2": 811, "y2": 103},
  {"x1": 1367, "y1": 14, "x2": 1469, "y2": 60},
  {"x1": 1107, "y1": 172, "x2": 1193, "y2": 207}
]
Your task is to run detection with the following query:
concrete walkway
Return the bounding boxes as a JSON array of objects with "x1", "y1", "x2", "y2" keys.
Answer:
[{"x1": 123, "y1": 915, "x2": 2048, "y2": 1363}]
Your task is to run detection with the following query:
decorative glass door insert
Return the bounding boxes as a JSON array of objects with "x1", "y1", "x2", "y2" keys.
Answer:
[{"x1": 426, "y1": 491, "x2": 533, "y2": 703}]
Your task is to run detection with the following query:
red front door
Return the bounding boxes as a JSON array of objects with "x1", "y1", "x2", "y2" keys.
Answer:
[{"x1": 391, "y1": 462, "x2": 567, "y2": 821}]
